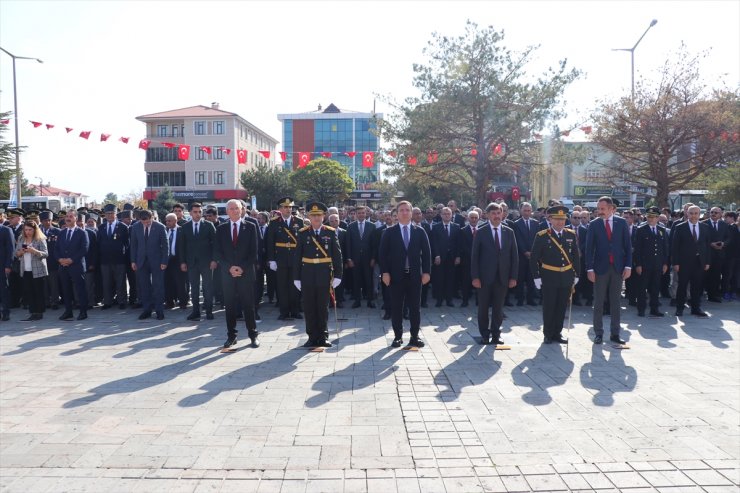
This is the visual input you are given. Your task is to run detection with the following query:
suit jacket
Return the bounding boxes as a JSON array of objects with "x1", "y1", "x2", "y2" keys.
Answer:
[
  {"x1": 336, "y1": 227, "x2": 348, "y2": 263},
  {"x1": 55, "y1": 226, "x2": 90, "y2": 273},
  {"x1": 703, "y1": 218, "x2": 730, "y2": 259},
  {"x1": 97, "y1": 221, "x2": 129, "y2": 265},
  {"x1": 585, "y1": 215, "x2": 632, "y2": 274},
  {"x1": 129, "y1": 221, "x2": 169, "y2": 268},
  {"x1": 430, "y1": 222, "x2": 461, "y2": 260},
  {"x1": 256, "y1": 222, "x2": 268, "y2": 267},
  {"x1": 576, "y1": 224, "x2": 588, "y2": 257},
  {"x1": 346, "y1": 220, "x2": 376, "y2": 263},
  {"x1": 0, "y1": 224, "x2": 14, "y2": 270},
  {"x1": 84, "y1": 228, "x2": 98, "y2": 271},
  {"x1": 15, "y1": 238, "x2": 48, "y2": 278},
  {"x1": 470, "y1": 223, "x2": 519, "y2": 284},
  {"x1": 41, "y1": 226, "x2": 61, "y2": 271},
  {"x1": 379, "y1": 223, "x2": 431, "y2": 282},
  {"x1": 214, "y1": 220, "x2": 257, "y2": 282},
  {"x1": 513, "y1": 217, "x2": 538, "y2": 255},
  {"x1": 165, "y1": 226, "x2": 183, "y2": 263},
  {"x1": 371, "y1": 223, "x2": 387, "y2": 263},
  {"x1": 671, "y1": 221, "x2": 711, "y2": 267},
  {"x1": 179, "y1": 220, "x2": 216, "y2": 267},
  {"x1": 633, "y1": 223, "x2": 669, "y2": 270},
  {"x1": 459, "y1": 224, "x2": 477, "y2": 261},
  {"x1": 452, "y1": 213, "x2": 466, "y2": 228}
]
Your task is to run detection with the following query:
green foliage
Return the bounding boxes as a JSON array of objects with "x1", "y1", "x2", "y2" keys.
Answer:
[
  {"x1": 153, "y1": 186, "x2": 176, "y2": 220},
  {"x1": 103, "y1": 192, "x2": 118, "y2": 205},
  {"x1": 706, "y1": 161, "x2": 740, "y2": 206},
  {"x1": 240, "y1": 163, "x2": 295, "y2": 211},
  {"x1": 289, "y1": 158, "x2": 354, "y2": 205}
]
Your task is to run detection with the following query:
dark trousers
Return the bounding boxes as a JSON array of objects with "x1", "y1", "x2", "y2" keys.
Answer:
[
  {"x1": 254, "y1": 266, "x2": 264, "y2": 308},
  {"x1": 100, "y1": 263, "x2": 126, "y2": 306},
  {"x1": 126, "y1": 264, "x2": 138, "y2": 303},
  {"x1": 277, "y1": 264, "x2": 300, "y2": 316},
  {"x1": 592, "y1": 267, "x2": 622, "y2": 337},
  {"x1": 222, "y1": 273, "x2": 257, "y2": 339},
  {"x1": 136, "y1": 260, "x2": 164, "y2": 313},
  {"x1": 265, "y1": 269, "x2": 276, "y2": 301},
  {"x1": 433, "y1": 258, "x2": 455, "y2": 303},
  {"x1": 477, "y1": 280, "x2": 506, "y2": 339},
  {"x1": 44, "y1": 270, "x2": 60, "y2": 307},
  {"x1": 390, "y1": 273, "x2": 422, "y2": 339},
  {"x1": 625, "y1": 273, "x2": 637, "y2": 303},
  {"x1": 22, "y1": 272, "x2": 46, "y2": 315},
  {"x1": 352, "y1": 260, "x2": 374, "y2": 300},
  {"x1": 636, "y1": 267, "x2": 661, "y2": 313},
  {"x1": 188, "y1": 262, "x2": 213, "y2": 313},
  {"x1": 515, "y1": 256, "x2": 536, "y2": 303},
  {"x1": 304, "y1": 284, "x2": 330, "y2": 341},
  {"x1": 460, "y1": 259, "x2": 473, "y2": 302},
  {"x1": 705, "y1": 254, "x2": 723, "y2": 299},
  {"x1": 542, "y1": 284, "x2": 570, "y2": 338},
  {"x1": 59, "y1": 266, "x2": 87, "y2": 313},
  {"x1": 0, "y1": 269, "x2": 9, "y2": 315},
  {"x1": 165, "y1": 258, "x2": 188, "y2": 307},
  {"x1": 576, "y1": 258, "x2": 593, "y2": 303},
  {"x1": 677, "y1": 257, "x2": 705, "y2": 312},
  {"x1": 8, "y1": 270, "x2": 22, "y2": 307},
  {"x1": 212, "y1": 265, "x2": 223, "y2": 305}
]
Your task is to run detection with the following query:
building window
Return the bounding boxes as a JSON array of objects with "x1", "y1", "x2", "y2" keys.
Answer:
[
  {"x1": 172, "y1": 125, "x2": 179, "y2": 137},
  {"x1": 213, "y1": 146, "x2": 224, "y2": 160},
  {"x1": 194, "y1": 121, "x2": 205, "y2": 135},
  {"x1": 585, "y1": 168, "x2": 602, "y2": 179},
  {"x1": 147, "y1": 171, "x2": 185, "y2": 187},
  {"x1": 195, "y1": 171, "x2": 207, "y2": 185},
  {"x1": 146, "y1": 147, "x2": 179, "y2": 162},
  {"x1": 214, "y1": 121, "x2": 225, "y2": 135},
  {"x1": 196, "y1": 147, "x2": 208, "y2": 160},
  {"x1": 157, "y1": 125, "x2": 168, "y2": 137},
  {"x1": 214, "y1": 171, "x2": 225, "y2": 185}
]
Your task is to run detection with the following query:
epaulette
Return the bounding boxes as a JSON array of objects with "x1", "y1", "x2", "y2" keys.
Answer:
[
  {"x1": 537, "y1": 229, "x2": 549, "y2": 236},
  {"x1": 299, "y1": 225, "x2": 310, "y2": 232},
  {"x1": 270, "y1": 216, "x2": 280, "y2": 221},
  {"x1": 564, "y1": 228, "x2": 575, "y2": 234},
  {"x1": 323, "y1": 225, "x2": 336, "y2": 231}
]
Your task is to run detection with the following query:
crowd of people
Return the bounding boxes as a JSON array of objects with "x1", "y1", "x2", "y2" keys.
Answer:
[{"x1": 1, "y1": 195, "x2": 738, "y2": 350}]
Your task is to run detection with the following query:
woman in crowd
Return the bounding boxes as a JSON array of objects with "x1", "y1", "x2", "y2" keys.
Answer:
[{"x1": 14, "y1": 220, "x2": 49, "y2": 321}]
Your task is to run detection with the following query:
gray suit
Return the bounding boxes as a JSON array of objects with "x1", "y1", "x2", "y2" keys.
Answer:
[{"x1": 130, "y1": 221, "x2": 169, "y2": 313}]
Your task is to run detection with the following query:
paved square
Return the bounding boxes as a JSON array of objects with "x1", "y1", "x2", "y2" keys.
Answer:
[{"x1": 1, "y1": 300, "x2": 738, "y2": 492}]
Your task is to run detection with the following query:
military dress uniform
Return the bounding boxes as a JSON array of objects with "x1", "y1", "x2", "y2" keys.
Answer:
[
  {"x1": 530, "y1": 206, "x2": 580, "y2": 344},
  {"x1": 633, "y1": 207, "x2": 669, "y2": 317},
  {"x1": 293, "y1": 202, "x2": 343, "y2": 347},
  {"x1": 266, "y1": 197, "x2": 304, "y2": 320}
]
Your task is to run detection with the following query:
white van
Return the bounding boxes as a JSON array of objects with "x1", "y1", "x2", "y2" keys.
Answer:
[{"x1": 205, "y1": 202, "x2": 229, "y2": 221}]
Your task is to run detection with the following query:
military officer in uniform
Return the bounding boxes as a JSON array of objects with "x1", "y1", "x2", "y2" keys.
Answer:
[
  {"x1": 530, "y1": 205, "x2": 580, "y2": 344},
  {"x1": 266, "y1": 197, "x2": 304, "y2": 320},
  {"x1": 293, "y1": 202, "x2": 342, "y2": 348},
  {"x1": 633, "y1": 206, "x2": 669, "y2": 317}
]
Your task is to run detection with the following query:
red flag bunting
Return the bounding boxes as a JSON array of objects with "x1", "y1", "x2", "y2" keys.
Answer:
[
  {"x1": 493, "y1": 143, "x2": 503, "y2": 155},
  {"x1": 407, "y1": 156, "x2": 417, "y2": 166},
  {"x1": 30, "y1": 121, "x2": 42, "y2": 128},
  {"x1": 259, "y1": 150, "x2": 271, "y2": 159},
  {"x1": 279, "y1": 151, "x2": 287, "y2": 161},
  {"x1": 427, "y1": 151, "x2": 438, "y2": 164},
  {"x1": 298, "y1": 152, "x2": 311, "y2": 168},
  {"x1": 362, "y1": 151, "x2": 374, "y2": 168},
  {"x1": 200, "y1": 146, "x2": 212, "y2": 154},
  {"x1": 178, "y1": 145, "x2": 190, "y2": 160},
  {"x1": 119, "y1": 137, "x2": 129, "y2": 144},
  {"x1": 0, "y1": 119, "x2": 9, "y2": 125},
  {"x1": 388, "y1": 151, "x2": 397, "y2": 158},
  {"x1": 470, "y1": 148, "x2": 478, "y2": 156},
  {"x1": 237, "y1": 149, "x2": 247, "y2": 164},
  {"x1": 720, "y1": 131, "x2": 729, "y2": 141},
  {"x1": 733, "y1": 132, "x2": 739, "y2": 142},
  {"x1": 100, "y1": 133, "x2": 111, "y2": 142},
  {"x1": 45, "y1": 124, "x2": 54, "y2": 130},
  {"x1": 344, "y1": 151, "x2": 357, "y2": 158},
  {"x1": 79, "y1": 131, "x2": 91, "y2": 139},
  {"x1": 162, "y1": 142, "x2": 176, "y2": 148},
  {"x1": 66, "y1": 127, "x2": 73, "y2": 133},
  {"x1": 321, "y1": 152, "x2": 332, "y2": 158},
  {"x1": 223, "y1": 148, "x2": 232, "y2": 155},
  {"x1": 560, "y1": 130, "x2": 570, "y2": 137},
  {"x1": 580, "y1": 126, "x2": 592, "y2": 135},
  {"x1": 139, "y1": 139, "x2": 151, "y2": 150}
]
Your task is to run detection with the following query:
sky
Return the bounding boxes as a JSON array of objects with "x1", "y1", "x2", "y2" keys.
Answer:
[{"x1": 0, "y1": 0, "x2": 738, "y2": 202}]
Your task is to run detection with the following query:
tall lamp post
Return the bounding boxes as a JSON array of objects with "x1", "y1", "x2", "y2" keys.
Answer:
[
  {"x1": 0, "y1": 46, "x2": 43, "y2": 208},
  {"x1": 612, "y1": 19, "x2": 658, "y2": 100}
]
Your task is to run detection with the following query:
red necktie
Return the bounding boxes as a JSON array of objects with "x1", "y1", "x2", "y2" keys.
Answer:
[
  {"x1": 605, "y1": 219, "x2": 614, "y2": 264},
  {"x1": 232, "y1": 223, "x2": 238, "y2": 247}
]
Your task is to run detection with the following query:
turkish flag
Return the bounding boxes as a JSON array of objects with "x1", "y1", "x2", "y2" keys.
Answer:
[
  {"x1": 321, "y1": 152, "x2": 332, "y2": 158},
  {"x1": 721, "y1": 131, "x2": 729, "y2": 141},
  {"x1": 0, "y1": 119, "x2": 9, "y2": 125},
  {"x1": 65, "y1": 127, "x2": 73, "y2": 133},
  {"x1": 560, "y1": 130, "x2": 570, "y2": 137},
  {"x1": 298, "y1": 152, "x2": 311, "y2": 168},
  {"x1": 427, "y1": 151, "x2": 438, "y2": 164},
  {"x1": 79, "y1": 131, "x2": 91, "y2": 139},
  {"x1": 408, "y1": 156, "x2": 417, "y2": 166},
  {"x1": 178, "y1": 145, "x2": 190, "y2": 160},
  {"x1": 200, "y1": 146, "x2": 212, "y2": 154},
  {"x1": 119, "y1": 137, "x2": 129, "y2": 144},
  {"x1": 162, "y1": 142, "x2": 176, "y2": 148},
  {"x1": 387, "y1": 150, "x2": 397, "y2": 158},
  {"x1": 493, "y1": 143, "x2": 503, "y2": 155},
  {"x1": 580, "y1": 126, "x2": 592, "y2": 135},
  {"x1": 470, "y1": 148, "x2": 478, "y2": 156},
  {"x1": 344, "y1": 151, "x2": 357, "y2": 158},
  {"x1": 733, "y1": 132, "x2": 739, "y2": 142},
  {"x1": 139, "y1": 139, "x2": 151, "y2": 150},
  {"x1": 223, "y1": 148, "x2": 232, "y2": 155},
  {"x1": 30, "y1": 121, "x2": 42, "y2": 128},
  {"x1": 237, "y1": 149, "x2": 247, "y2": 164},
  {"x1": 46, "y1": 124, "x2": 54, "y2": 130},
  {"x1": 279, "y1": 151, "x2": 287, "y2": 162},
  {"x1": 259, "y1": 150, "x2": 271, "y2": 159},
  {"x1": 100, "y1": 133, "x2": 111, "y2": 142},
  {"x1": 362, "y1": 152, "x2": 374, "y2": 168}
]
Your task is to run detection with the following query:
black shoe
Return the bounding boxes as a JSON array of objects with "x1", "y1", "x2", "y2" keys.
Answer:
[
  {"x1": 156, "y1": 312, "x2": 164, "y2": 320},
  {"x1": 101, "y1": 304, "x2": 112, "y2": 310},
  {"x1": 187, "y1": 312, "x2": 201, "y2": 321},
  {"x1": 446, "y1": 301, "x2": 455, "y2": 307},
  {"x1": 206, "y1": 312, "x2": 214, "y2": 320},
  {"x1": 669, "y1": 299, "x2": 677, "y2": 306},
  {"x1": 254, "y1": 312, "x2": 260, "y2": 321},
  {"x1": 628, "y1": 301, "x2": 637, "y2": 307},
  {"x1": 132, "y1": 302, "x2": 143, "y2": 309},
  {"x1": 527, "y1": 301, "x2": 538, "y2": 306},
  {"x1": 278, "y1": 315, "x2": 289, "y2": 321},
  {"x1": 649, "y1": 311, "x2": 665, "y2": 318},
  {"x1": 292, "y1": 313, "x2": 303, "y2": 319},
  {"x1": 572, "y1": 300, "x2": 582, "y2": 306},
  {"x1": 391, "y1": 338, "x2": 402, "y2": 348},
  {"x1": 692, "y1": 310, "x2": 709, "y2": 318},
  {"x1": 494, "y1": 338, "x2": 504, "y2": 345},
  {"x1": 516, "y1": 300, "x2": 524, "y2": 306},
  {"x1": 77, "y1": 311, "x2": 88, "y2": 321},
  {"x1": 165, "y1": 302, "x2": 175, "y2": 310},
  {"x1": 138, "y1": 311, "x2": 151, "y2": 320},
  {"x1": 303, "y1": 339, "x2": 317, "y2": 348},
  {"x1": 179, "y1": 303, "x2": 188, "y2": 310},
  {"x1": 223, "y1": 337, "x2": 237, "y2": 349},
  {"x1": 707, "y1": 297, "x2": 722, "y2": 303},
  {"x1": 118, "y1": 303, "x2": 127, "y2": 310},
  {"x1": 610, "y1": 335, "x2": 626, "y2": 345},
  {"x1": 593, "y1": 335, "x2": 603, "y2": 344},
  {"x1": 409, "y1": 337, "x2": 425, "y2": 348},
  {"x1": 420, "y1": 302, "x2": 428, "y2": 308},
  {"x1": 367, "y1": 301, "x2": 376, "y2": 309},
  {"x1": 480, "y1": 335, "x2": 492, "y2": 345},
  {"x1": 1, "y1": 314, "x2": 9, "y2": 321},
  {"x1": 382, "y1": 312, "x2": 391, "y2": 320},
  {"x1": 554, "y1": 336, "x2": 568, "y2": 344},
  {"x1": 250, "y1": 337, "x2": 260, "y2": 348},
  {"x1": 543, "y1": 336, "x2": 553, "y2": 344},
  {"x1": 51, "y1": 304, "x2": 59, "y2": 310},
  {"x1": 335, "y1": 302, "x2": 343, "y2": 308},
  {"x1": 21, "y1": 315, "x2": 37, "y2": 322},
  {"x1": 460, "y1": 301, "x2": 469, "y2": 307},
  {"x1": 675, "y1": 309, "x2": 684, "y2": 317},
  {"x1": 352, "y1": 301, "x2": 361, "y2": 308},
  {"x1": 59, "y1": 311, "x2": 74, "y2": 321},
  {"x1": 318, "y1": 340, "x2": 332, "y2": 348},
  {"x1": 637, "y1": 311, "x2": 645, "y2": 317},
  {"x1": 435, "y1": 300, "x2": 442, "y2": 307},
  {"x1": 504, "y1": 301, "x2": 514, "y2": 307}
]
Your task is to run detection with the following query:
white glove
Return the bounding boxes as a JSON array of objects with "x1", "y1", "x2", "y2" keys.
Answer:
[
  {"x1": 573, "y1": 277, "x2": 579, "y2": 286},
  {"x1": 269, "y1": 261, "x2": 277, "y2": 271},
  {"x1": 534, "y1": 278, "x2": 542, "y2": 290},
  {"x1": 332, "y1": 278, "x2": 341, "y2": 289},
  {"x1": 293, "y1": 280, "x2": 301, "y2": 291}
]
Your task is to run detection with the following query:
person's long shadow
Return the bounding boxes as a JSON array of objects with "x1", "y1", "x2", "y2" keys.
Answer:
[
  {"x1": 434, "y1": 332, "x2": 501, "y2": 400},
  {"x1": 679, "y1": 317, "x2": 732, "y2": 349},
  {"x1": 579, "y1": 344, "x2": 637, "y2": 407},
  {"x1": 511, "y1": 343, "x2": 574, "y2": 406},
  {"x1": 634, "y1": 317, "x2": 678, "y2": 348}
]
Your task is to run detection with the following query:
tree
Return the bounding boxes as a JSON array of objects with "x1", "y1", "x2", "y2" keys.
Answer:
[
  {"x1": 706, "y1": 161, "x2": 740, "y2": 206},
  {"x1": 120, "y1": 189, "x2": 148, "y2": 210},
  {"x1": 103, "y1": 192, "x2": 118, "y2": 205},
  {"x1": 590, "y1": 45, "x2": 740, "y2": 207},
  {"x1": 152, "y1": 186, "x2": 176, "y2": 220},
  {"x1": 289, "y1": 158, "x2": 354, "y2": 205},
  {"x1": 380, "y1": 21, "x2": 580, "y2": 206},
  {"x1": 240, "y1": 163, "x2": 295, "y2": 211}
]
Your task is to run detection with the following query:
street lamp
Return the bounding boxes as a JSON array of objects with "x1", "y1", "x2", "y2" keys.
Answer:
[
  {"x1": 0, "y1": 46, "x2": 43, "y2": 208},
  {"x1": 612, "y1": 19, "x2": 658, "y2": 100}
]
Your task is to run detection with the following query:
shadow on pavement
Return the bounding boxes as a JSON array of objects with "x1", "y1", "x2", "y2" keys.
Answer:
[
  {"x1": 579, "y1": 344, "x2": 637, "y2": 407},
  {"x1": 511, "y1": 343, "x2": 574, "y2": 406}
]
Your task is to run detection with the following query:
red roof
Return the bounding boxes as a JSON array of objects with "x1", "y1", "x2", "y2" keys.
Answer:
[
  {"x1": 29, "y1": 184, "x2": 82, "y2": 197},
  {"x1": 136, "y1": 105, "x2": 238, "y2": 120}
]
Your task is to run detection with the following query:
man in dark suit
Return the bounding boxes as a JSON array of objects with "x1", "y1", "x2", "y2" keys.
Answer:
[
  {"x1": 77, "y1": 213, "x2": 99, "y2": 310},
  {"x1": 573, "y1": 210, "x2": 592, "y2": 306},
  {"x1": 703, "y1": 206, "x2": 730, "y2": 303},
  {"x1": 180, "y1": 202, "x2": 216, "y2": 321},
  {"x1": 633, "y1": 207, "x2": 669, "y2": 317},
  {"x1": 513, "y1": 202, "x2": 538, "y2": 306},
  {"x1": 346, "y1": 205, "x2": 377, "y2": 308},
  {"x1": 458, "y1": 210, "x2": 479, "y2": 308},
  {"x1": 380, "y1": 201, "x2": 431, "y2": 348},
  {"x1": 98, "y1": 204, "x2": 129, "y2": 310},
  {"x1": 447, "y1": 200, "x2": 467, "y2": 228},
  {"x1": 0, "y1": 223, "x2": 15, "y2": 321},
  {"x1": 5, "y1": 209, "x2": 24, "y2": 308},
  {"x1": 39, "y1": 210, "x2": 62, "y2": 310},
  {"x1": 129, "y1": 209, "x2": 169, "y2": 320},
  {"x1": 412, "y1": 207, "x2": 432, "y2": 307},
  {"x1": 328, "y1": 213, "x2": 347, "y2": 308},
  {"x1": 671, "y1": 205, "x2": 711, "y2": 317},
  {"x1": 430, "y1": 207, "x2": 461, "y2": 307},
  {"x1": 585, "y1": 196, "x2": 632, "y2": 344},
  {"x1": 164, "y1": 213, "x2": 188, "y2": 310},
  {"x1": 56, "y1": 209, "x2": 90, "y2": 321},
  {"x1": 204, "y1": 207, "x2": 224, "y2": 307},
  {"x1": 471, "y1": 203, "x2": 519, "y2": 345},
  {"x1": 214, "y1": 199, "x2": 259, "y2": 349},
  {"x1": 254, "y1": 211, "x2": 270, "y2": 318}
]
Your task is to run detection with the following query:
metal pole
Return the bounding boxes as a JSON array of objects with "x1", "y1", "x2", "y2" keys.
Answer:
[
  {"x1": 12, "y1": 56, "x2": 21, "y2": 207},
  {"x1": 630, "y1": 50, "x2": 635, "y2": 101}
]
